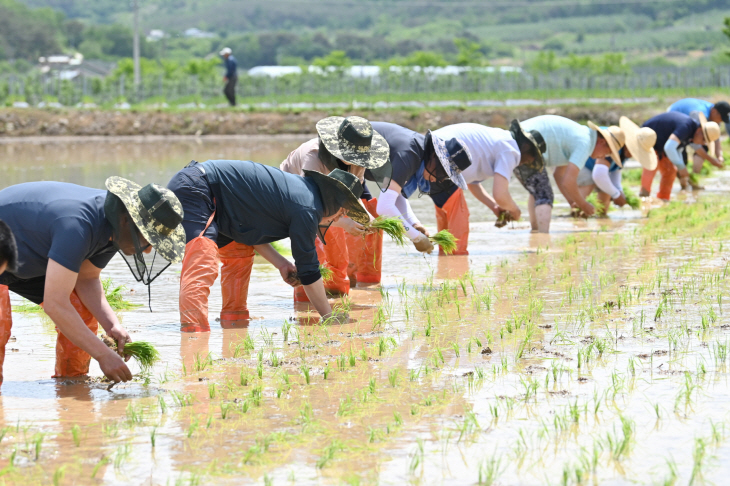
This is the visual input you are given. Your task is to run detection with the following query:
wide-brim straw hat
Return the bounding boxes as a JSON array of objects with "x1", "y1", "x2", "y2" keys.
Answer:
[
  {"x1": 587, "y1": 121, "x2": 625, "y2": 168},
  {"x1": 303, "y1": 168, "x2": 370, "y2": 225},
  {"x1": 105, "y1": 176, "x2": 186, "y2": 263},
  {"x1": 698, "y1": 112, "x2": 721, "y2": 144},
  {"x1": 316, "y1": 116, "x2": 390, "y2": 170},
  {"x1": 509, "y1": 119, "x2": 546, "y2": 172},
  {"x1": 426, "y1": 131, "x2": 471, "y2": 191},
  {"x1": 619, "y1": 116, "x2": 658, "y2": 171}
]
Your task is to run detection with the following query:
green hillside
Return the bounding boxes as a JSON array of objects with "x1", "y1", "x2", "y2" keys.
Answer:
[{"x1": 7, "y1": 0, "x2": 730, "y2": 69}]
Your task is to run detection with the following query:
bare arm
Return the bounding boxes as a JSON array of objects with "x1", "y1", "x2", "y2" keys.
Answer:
[
  {"x1": 302, "y1": 278, "x2": 336, "y2": 321},
  {"x1": 44, "y1": 259, "x2": 132, "y2": 382},
  {"x1": 467, "y1": 182, "x2": 500, "y2": 215},
  {"x1": 491, "y1": 175, "x2": 521, "y2": 220},
  {"x1": 693, "y1": 145, "x2": 723, "y2": 168},
  {"x1": 74, "y1": 260, "x2": 131, "y2": 353},
  {"x1": 252, "y1": 243, "x2": 299, "y2": 287},
  {"x1": 555, "y1": 164, "x2": 594, "y2": 216}
]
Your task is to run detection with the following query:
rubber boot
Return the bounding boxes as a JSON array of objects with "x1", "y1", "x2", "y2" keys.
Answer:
[
  {"x1": 179, "y1": 236, "x2": 219, "y2": 332},
  {"x1": 53, "y1": 290, "x2": 99, "y2": 378},
  {"x1": 346, "y1": 198, "x2": 382, "y2": 285},
  {"x1": 0, "y1": 286, "x2": 12, "y2": 384},
  {"x1": 434, "y1": 188, "x2": 470, "y2": 255},
  {"x1": 218, "y1": 241, "x2": 255, "y2": 327},
  {"x1": 321, "y1": 227, "x2": 350, "y2": 296}
]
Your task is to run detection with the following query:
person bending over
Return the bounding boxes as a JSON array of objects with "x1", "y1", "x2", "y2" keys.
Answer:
[{"x1": 168, "y1": 160, "x2": 369, "y2": 331}]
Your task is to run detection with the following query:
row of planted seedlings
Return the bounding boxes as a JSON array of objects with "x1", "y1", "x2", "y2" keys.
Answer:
[
  {"x1": 6, "y1": 197, "x2": 730, "y2": 484},
  {"x1": 429, "y1": 198, "x2": 730, "y2": 485}
]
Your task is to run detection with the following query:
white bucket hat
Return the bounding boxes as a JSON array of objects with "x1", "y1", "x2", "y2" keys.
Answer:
[
  {"x1": 219, "y1": 47, "x2": 232, "y2": 56},
  {"x1": 619, "y1": 116, "x2": 658, "y2": 171}
]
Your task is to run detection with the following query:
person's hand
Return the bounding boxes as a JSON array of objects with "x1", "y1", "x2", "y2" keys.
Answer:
[
  {"x1": 495, "y1": 209, "x2": 511, "y2": 228},
  {"x1": 340, "y1": 218, "x2": 368, "y2": 237},
  {"x1": 413, "y1": 223, "x2": 430, "y2": 237},
  {"x1": 278, "y1": 262, "x2": 300, "y2": 287},
  {"x1": 413, "y1": 234, "x2": 434, "y2": 253},
  {"x1": 712, "y1": 157, "x2": 724, "y2": 169},
  {"x1": 678, "y1": 167, "x2": 690, "y2": 179},
  {"x1": 98, "y1": 350, "x2": 133, "y2": 383},
  {"x1": 613, "y1": 194, "x2": 627, "y2": 207},
  {"x1": 572, "y1": 202, "x2": 595, "y2": 218},
  {"x1": 508, "y1": 207, "x2": 521, "y2": 221},
  {"x1": 108, "y1": 325, "x2": 132, "y2": 360},
  {"x1": 491, "y1": 204, "x2": 503, "y2": 218}
]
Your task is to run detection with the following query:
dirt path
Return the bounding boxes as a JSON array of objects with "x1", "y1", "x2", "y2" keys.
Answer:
[{"x1": 0, "y1": 102, "x2": 668, "y2": 138}]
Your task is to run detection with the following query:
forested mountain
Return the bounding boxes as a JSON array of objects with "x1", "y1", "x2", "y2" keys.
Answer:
[{"x1": 6, "y1": 0, "x2": 730, "y2": 68}]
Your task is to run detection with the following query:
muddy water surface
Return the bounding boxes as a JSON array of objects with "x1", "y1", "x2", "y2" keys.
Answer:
[{"x1": 2, "y1": 136, "x2": 729, "y2": 484}]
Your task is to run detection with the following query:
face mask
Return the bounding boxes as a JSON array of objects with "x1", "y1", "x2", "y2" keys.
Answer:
[{"x1": 105, "y1": 193, "x2": 172, "y2": 310}]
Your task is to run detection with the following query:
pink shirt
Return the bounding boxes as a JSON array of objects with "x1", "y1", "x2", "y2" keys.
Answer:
[{"x1": 280, "y1": 138, "x2": 365, "y2": 181}]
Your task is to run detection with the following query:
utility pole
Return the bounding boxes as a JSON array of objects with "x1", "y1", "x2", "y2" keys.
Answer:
[{"x1": 133, "y1": 0, "x2": 140, "y2": 89}]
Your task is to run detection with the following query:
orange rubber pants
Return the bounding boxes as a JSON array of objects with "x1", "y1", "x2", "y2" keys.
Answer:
[
  {"x1": 641, "y1": 155, "x2": 676, "y2": 201},
  {"x1": 346, "y1": 198, "x2": 382, "y2": 284},
  {"x1": 0, "y1": 285, "x2": 98, "y2": 382},
  {"x1": 179, "y1": 236, "x2": 254, "y2": 332},
  {"x1": 435, "y1": 188, "x2": 470, "y2": 255}
]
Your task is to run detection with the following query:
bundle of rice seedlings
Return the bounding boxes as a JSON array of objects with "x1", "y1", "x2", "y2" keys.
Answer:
[
  {"x1": 123, "y1": 342, "x2": 161, "y2": 371},
  {"x1": 585, "y1": 192, "x2": 606, "y2": 216},
  {"x1": 100, "y1": 334, "x2": 160, "y2": 371},
  {"x1": 429, "y1": 230, "x2": 458, "y2": 254},
  {"x1": 319, "y1": 265, "x2": 334, "y2": 283},
  {"x1": 367, "y1": 216, "x2": 408, "y2": 246},
  {"x1": 495, "y1": 211, "x2": 512, "y2": 228},
  {"x1": 623, "y1": 187, "x2": 641, "y2": 210}
]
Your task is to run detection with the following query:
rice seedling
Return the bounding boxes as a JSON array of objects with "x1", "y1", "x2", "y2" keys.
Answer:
[
  {"x1": 150, "y1": 426, "x2": 157, "y2": 447},
  {"x1": 388, "y1": 369, "x2": 399, "y2": 387},
  {"x1": 367, "y1": 216, "x2": 408, "y2": 246},
  {"x1": 319, "y1": 265, "x2": 334, "y2": 283},
  {"x1": 71, "y1": 424, "x2": 80, "y2": 447},
  {"x1": 429, "y1": 230, "x2": 458, "y2": 254},
  {"x1": 301, "y1": 365, "x2": 311, "y2": 385},
  {"x1": 623, "y1": 187, "x2": 641, "y2": 210}
]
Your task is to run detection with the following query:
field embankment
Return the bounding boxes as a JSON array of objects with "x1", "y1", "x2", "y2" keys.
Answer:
[{"x1": 0, "y1": 102, "x2": 668, "y2": 137}]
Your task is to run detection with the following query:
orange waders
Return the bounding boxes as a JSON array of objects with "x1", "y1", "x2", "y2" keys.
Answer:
[
  {"x1": 641, "y1": 154, "x2": 676, "y2": 201},
  {"x1": 179, "y1": 210, "x2": 255, "y2": 332},
  {"x1": 0, "y1": 285, "x2": 98, "y2": 382},
  {"x1": 346, "y1": 198, "x2": 382, "y2": 285},
  {"x1": 434, "y1": 188, "x2": 470, "y2": 256}
]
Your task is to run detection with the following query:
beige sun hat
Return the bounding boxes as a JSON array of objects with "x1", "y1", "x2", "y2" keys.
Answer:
[
  {"x1": 587, "y1": 121, "x2": 625, "y2": 167},
  {"x1": 698, "y1": 112, "x2": 721, "y2": 144},
  {"x1": 619, "y1": 116, "x2": 658, "y2": 171}
]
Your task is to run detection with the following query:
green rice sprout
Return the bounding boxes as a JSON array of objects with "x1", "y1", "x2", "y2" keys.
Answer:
[
  {"x1": 319, "y1": 265, "x2": 334, "y2": 283},
  {"x1": 367, "y1": 216, "x2": 408, "y2": 246},
  {"x1": 123, "y1": 342, "x2": 161, "y2": 371},
  {"x1": 429, "y1": 230, "x2": 458, "y2": 254},
  {"x1": 585, "y1": 192, "x2": 606, "y2": 215},
  {"x1": 623, "y1": 187, "x2": 641, "y2": 210}
]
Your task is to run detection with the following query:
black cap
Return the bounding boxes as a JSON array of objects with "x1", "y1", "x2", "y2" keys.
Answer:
[{"x1": 714, "y1": 101, "x2": 730, "y2": 124}]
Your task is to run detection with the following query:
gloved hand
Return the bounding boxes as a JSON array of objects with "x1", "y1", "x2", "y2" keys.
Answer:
[{"x1": 413, "y1": 234, "x2": 434, "y2": 254}]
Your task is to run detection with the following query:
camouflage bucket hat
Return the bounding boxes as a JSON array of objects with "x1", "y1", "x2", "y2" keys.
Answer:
[
  {"x1": 105, "y1": 176, "x2": 186, "y2": 263},
  {"x1": 316, "y1": 116, "x2": 390, "y2": 170},
  {"x1": 509, "y1": 119, "x2": 546, "y2": 172}
]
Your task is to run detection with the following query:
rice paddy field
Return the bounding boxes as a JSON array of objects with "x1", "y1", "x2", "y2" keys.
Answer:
[{"x1": 3, "y1": 137, "x2": 730, "y2": 484}]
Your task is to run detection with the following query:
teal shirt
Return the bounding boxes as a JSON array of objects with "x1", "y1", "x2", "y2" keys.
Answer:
[{"x1": 521, "y1": 115, "x2": 597, "y2": 169}]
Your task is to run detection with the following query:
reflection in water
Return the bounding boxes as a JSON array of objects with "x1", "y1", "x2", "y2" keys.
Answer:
[{"x1": 0, "y1": 135, "x2": 693, "y2": 484}]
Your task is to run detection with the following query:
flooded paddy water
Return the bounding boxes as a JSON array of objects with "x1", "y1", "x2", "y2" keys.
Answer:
[{"x1": 2, "y1": 136, "x2": 730, "y2": 484}]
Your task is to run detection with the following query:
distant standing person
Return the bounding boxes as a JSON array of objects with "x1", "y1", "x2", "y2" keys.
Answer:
[{"x1": 220, "y1": 47, "x2": 237, "y2": 106}]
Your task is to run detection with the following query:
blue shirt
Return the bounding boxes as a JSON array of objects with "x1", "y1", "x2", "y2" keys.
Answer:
[
  {"x1": 642, "y1": 112, "x2": 699, "y2": 157},
  {"x1": 201, "y1": 160, "x2": 323, "y2": 285},
  {"x1": 668, "y1": 98, "x2": 713, "y2": 119},
  {"x1": 224, "y1": 56, "x2": 237, "y2": 79},
  {"x1": 0, "y1": 182, "x2": 115, "y2": 280},
  {"x1": 369, "y1": 122, "x2": 426, "y2": 188},
  {"x1": 521, "y1": 115, "x2": 596, "y2": 169}
]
